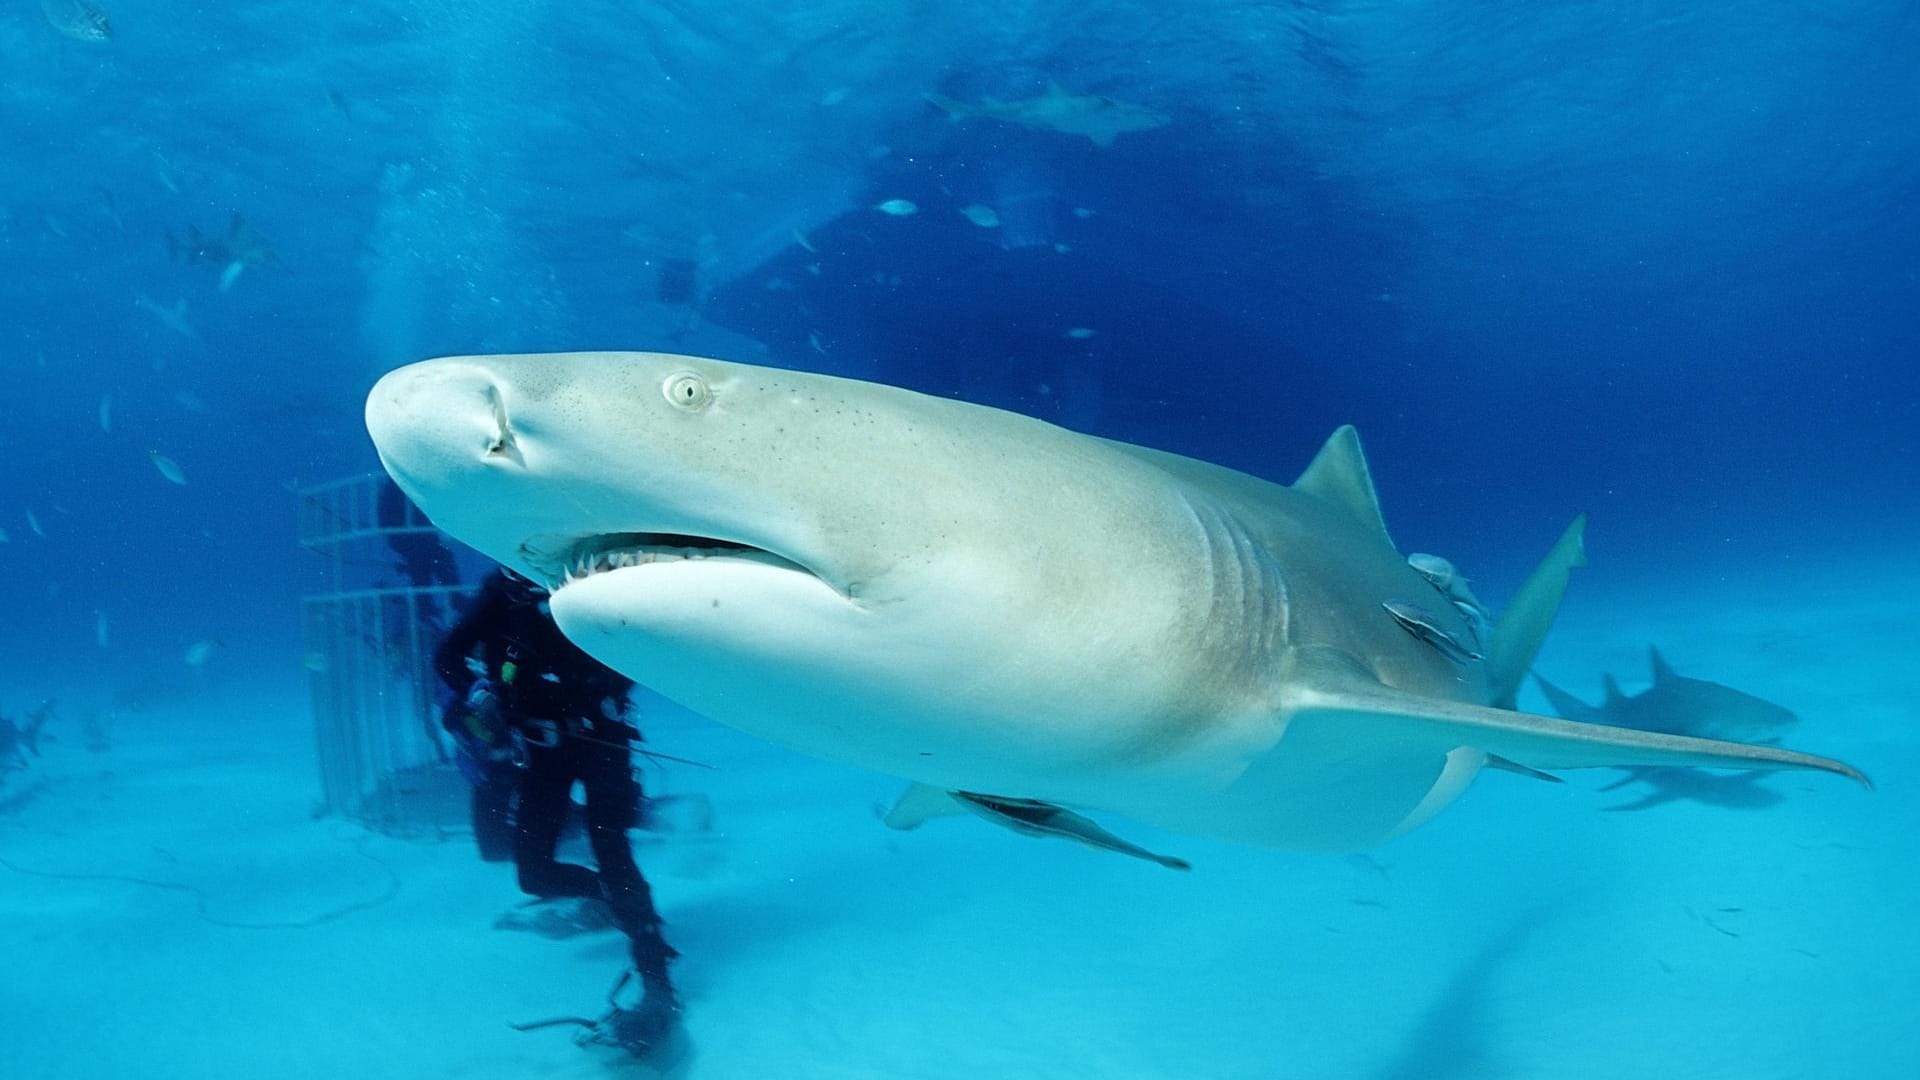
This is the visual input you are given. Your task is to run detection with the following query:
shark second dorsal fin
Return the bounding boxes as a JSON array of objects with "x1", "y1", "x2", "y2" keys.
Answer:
[
  {"x1": 1649, "y1": 647, "x2": 1676, "y2": 684},
  {"x1": 1294, "y1": 426, "x2": 1392, "y2": 547},
  {"x1": 1603, "y1": 673, "x2": 1626, "y2": 704},
  {"x1": 1487, "y1": 515, "x2": 1589, "y2": 709}
]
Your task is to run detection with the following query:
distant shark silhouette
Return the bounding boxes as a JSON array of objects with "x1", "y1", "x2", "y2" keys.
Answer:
[
  {"x1": 1536, "y1": 650, "x2": 1803, "y2": 811},
  {"x1": 926, "y1": 82, "x2": 1170, "y2": 147},
  {"x1": 1535, "y1": 648, "x2": 1799, "y2": 743},
  {"x1": 1594, "y1": 767, "x2": 1785, "y2": 812}
]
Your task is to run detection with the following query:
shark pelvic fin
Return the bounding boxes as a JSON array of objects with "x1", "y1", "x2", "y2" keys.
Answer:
[
  {"x1": 1485, "y1": 754, "x2": 1564, "y2": 783},
  {"x1": 1293, "y1": 426, "x2": 1392, "y2": 547},
  {"x1": 880, "y1": 782, "x2": 967, "y2": 830},
  {"x1": 1487, "y1": 514, "x2": 1588, "y2": 709}
]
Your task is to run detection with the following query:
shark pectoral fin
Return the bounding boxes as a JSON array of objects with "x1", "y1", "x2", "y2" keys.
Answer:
[
  {"x1": 1487, "y1": 514, "x2": 1588, "y2": 709},
  {"x1": 952, "y1": 793, "x2": 1192, "y2": 871},
  {"x1": 1485, "y1": 754, "x2": 1564, "y2": 783},
  {"x1": 1287, "y1": 664, "x2": 1870, "y2": 789},
  {"x1": 880, "y1": 783, "x2": 967, "y2": 830}
]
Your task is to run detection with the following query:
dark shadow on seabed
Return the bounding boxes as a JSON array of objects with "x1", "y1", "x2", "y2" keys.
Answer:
[{"x1": 1368, "y1": 903, "x2": 1559, "y2": 1080}]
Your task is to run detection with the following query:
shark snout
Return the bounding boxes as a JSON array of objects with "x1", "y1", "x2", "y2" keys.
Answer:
[{"x1": 366, "y1": 360, "x2": 519, "y2": 482}]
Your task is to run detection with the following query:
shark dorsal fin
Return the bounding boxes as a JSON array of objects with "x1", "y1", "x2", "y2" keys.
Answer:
[
  {"x1": 1602, "y1": 674, "x2": 1625, "y2": 704},
  {"x1": 1293, "y1": 426, "x2": 1391, "y2": 546},
  {"x1": 1649, "y1": 647, "x2": 1676, "y2": 684},
  {"x1": 1486, "y1": 514, "x2": 1587, "y2": 709}
]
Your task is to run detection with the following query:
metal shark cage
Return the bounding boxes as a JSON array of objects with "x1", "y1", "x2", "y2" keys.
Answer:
[{"x1": 298, "y1": 474, "x2": 482, "y2": 834}]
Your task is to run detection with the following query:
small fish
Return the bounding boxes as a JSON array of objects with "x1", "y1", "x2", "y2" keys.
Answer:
[
  {"x1": 134, "y1": 294, "x2": 200, "y2": 340},
  {"x1": 218, "y1": 261, "x2": 246, "y2": 292},
  {"x1": 1407, "y1": 552, "x2": 1489, "y2": 634},
  {"x1": 808, "y1": 332, "x2": 827, "y2": 355},
  {"x1": 0, "y1": 527, "x2": 9, "y2": 542},
  {"x1": 791, "y1": 228, "x2": 816, "y2": 253},
  {"x1": 173, "y1": 390, "x2": 211, "y2": 413},
  {"x1": 152, "y1": 150, "x2": 181, "y2": 193},
  {"x1": 1382, "y1": 599, "x2": 1483, "y2": 664},
  {"x1": 1073, "y1": 207, "x2": 1096, "y2": 219},
  {"x1": 97, "y1": 187, "x2": 124, "y2": 231},
  {"x1": 1065, "y1": 327, "x2": 1096, "y2": 340},
  {"x1": 149, "y1": 451, "x2": 188, "y2": 485},
  {"x1": 98, "y1": 395, "x2": 112, "y2": 433},
  {"x1": 818, "y1": 87, "x2": 849, "y2": 107},
  {"x1": 1407, "y1": 552, "x2": 1460, "y2": 590},
  {"x1": 301, "y1": 652, "x2": 330, "y2": 673},
  {"x1": 183, "y1": 640, "x2": 220, "y2": 666},
  {"x1": 43, "y1": 214, "x2": 70, "y2": 239},
  {"x1": 874, "y1": 198, "x2": 918, "y2": 217},
  {"x1": 95, "y1": 611, "x2": 110, "y2": 648},
  {"x1": 959, "y1": 204, "x2": 1001, "y2": 228},
  {"x1": 26, "y1": 509, "x2": 46, "y2": 537},
  {"x1": 41, "y1": 0, "x2": 112, "y2": 43}
]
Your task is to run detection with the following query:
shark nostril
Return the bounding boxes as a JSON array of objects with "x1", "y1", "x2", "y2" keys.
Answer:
[{"x1": 484, "y1": 385, "x2": 522, "y2": 462}]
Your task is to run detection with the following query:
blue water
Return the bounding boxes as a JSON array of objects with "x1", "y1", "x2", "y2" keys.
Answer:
[{"x1": 2, "y1": 3, "x2": 1916, "y2": 1078}]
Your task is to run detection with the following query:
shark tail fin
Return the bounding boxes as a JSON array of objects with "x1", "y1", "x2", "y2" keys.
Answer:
[
  {"x1": 1487, "y1": 514, "x2": 1588, "y2": 709},
  {"x1": 1533, "y1": 672, "x2": 1600, "y2": 724}
]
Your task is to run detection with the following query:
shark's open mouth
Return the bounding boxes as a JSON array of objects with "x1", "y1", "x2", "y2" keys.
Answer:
[{"x1": 533, "y1": 532, "x2": 815, "y2": 591}]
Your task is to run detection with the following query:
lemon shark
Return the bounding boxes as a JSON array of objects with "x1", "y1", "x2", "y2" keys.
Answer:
[{"x1": 365, "y1": 352, "x2": 1866, "y2": 865}]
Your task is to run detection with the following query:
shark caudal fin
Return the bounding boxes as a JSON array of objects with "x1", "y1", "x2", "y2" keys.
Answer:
[{"x1": 1488, "y1": 515, "x2": 1588, "y2": 709}]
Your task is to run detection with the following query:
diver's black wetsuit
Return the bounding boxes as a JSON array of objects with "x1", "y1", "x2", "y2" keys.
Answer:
[{"x1": 434, "y1": 571, "x2": 678, "y2": 987}]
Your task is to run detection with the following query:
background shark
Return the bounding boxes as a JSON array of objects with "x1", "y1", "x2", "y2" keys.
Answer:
[
  {"x1": 366, "y1": 351, "x2": 1866, "y2": 861},
  {"x1": 1536, "y1": 649, "x2": 1804, "y2": 811},
  {"x1": 1535, "y1": 647, "x2": 1798, "y2": 743},
  {"x1": 925, "y1": 82, "x2": 1171, "y2": 146}
]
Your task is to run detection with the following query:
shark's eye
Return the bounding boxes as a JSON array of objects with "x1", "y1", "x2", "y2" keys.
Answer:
[{"x1": 663, "y1": 372, "x2": 712, "y2": 411}]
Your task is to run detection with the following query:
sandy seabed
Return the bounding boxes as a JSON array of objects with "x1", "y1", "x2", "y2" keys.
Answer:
[{"x1": 3, "y1": 562, "x2": 1915, "y2": 1080}]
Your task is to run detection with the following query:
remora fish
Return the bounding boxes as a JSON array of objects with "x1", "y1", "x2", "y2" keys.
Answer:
[{"x1": 366, "y1": 352, "x2": 1866, "y2": 863}]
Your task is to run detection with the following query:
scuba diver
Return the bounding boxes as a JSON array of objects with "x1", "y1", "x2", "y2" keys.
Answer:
[
  {"x1": 434, "y1": 568, "x2": 683, "y2": 1058},
  {"x1": 378, "y1": 479, "x2": 461, "y2": 629}
]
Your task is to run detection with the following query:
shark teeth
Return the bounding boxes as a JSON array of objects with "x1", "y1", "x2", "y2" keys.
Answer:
[
  {"x1": 548, "y1": 532, "x2": 796, "y2": 592},
  {"x1": 558, "y1": 545, "x2": 694, "y2": 588}
]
